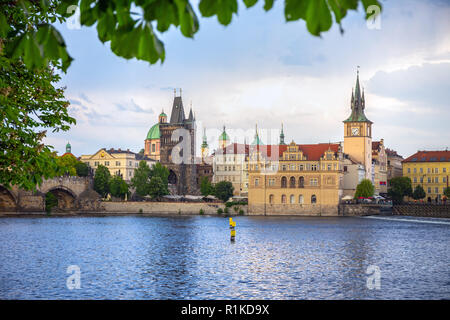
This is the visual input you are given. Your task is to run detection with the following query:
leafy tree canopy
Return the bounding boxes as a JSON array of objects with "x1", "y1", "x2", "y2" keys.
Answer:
[
  {"x1": 93, "y1": 164, "x2": 111, "y2": 197},
  {"x1": 200, "y1": 176, "x2": 214, "y2": 196},
  {"x1": 1, "y1": 0, "x2": 382, "y2": 71},
  {"x1": 214, "y1": 180, "x2": 234, "y2": 202},
  {"x1": 131, "y1": 160, "x2": 152, "y2": 197},
  {"x1": 109, "y1": 175, "x2": 128, "y2": 199},
  {"x1": 148, "y1": 176, "x2": 169, "y2": 199},
  {"x1": 75, "y1": 161, "x2": 89, "y2": 177},
  {"x1": 354, "y1": 178, "x2": 374, "y2": 199},
  {"x1": 412, "y1": 184, "x2": 426, "y2": 200},
  {"x1": 56, "y1": 153, "x2": 78, "y2": 176},
  {"x1": 388, "y1": 176, "x2": 412, "y2": 204}
]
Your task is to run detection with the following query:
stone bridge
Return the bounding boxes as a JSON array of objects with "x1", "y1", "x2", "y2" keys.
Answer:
[{"x1": 0, "y1": 176, "x2": 102, "y2": 213}]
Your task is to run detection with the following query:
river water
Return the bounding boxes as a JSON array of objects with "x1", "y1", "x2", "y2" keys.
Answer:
[{"x1": 0, "y1": 215, "x2": 449, "y2": 299}]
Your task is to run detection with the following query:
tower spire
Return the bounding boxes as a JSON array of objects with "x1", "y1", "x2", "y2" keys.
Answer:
[{"x1": 280, "y1": 123, "x2": 286, "y2": 145}]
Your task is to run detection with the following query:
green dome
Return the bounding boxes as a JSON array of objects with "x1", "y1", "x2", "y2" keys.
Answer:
[
  {"x1": 159, "y1": 111, "x2": 167, "y2": 117},
  {"x1": 146, "y1": 123, "x2": 160, "y2": 140}
]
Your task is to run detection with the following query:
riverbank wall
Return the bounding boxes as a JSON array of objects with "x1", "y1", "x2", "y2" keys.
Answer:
[
  {"x1": 338, "y1": 204, "x2": 392, "y2": 216},
  {"x1": 393, "y1": 204, "x2": 450, "y2": 218}
]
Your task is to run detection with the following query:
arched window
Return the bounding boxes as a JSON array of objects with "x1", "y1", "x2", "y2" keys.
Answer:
[
  {"x1": 290, "y1": 195, "x2": 295, "y2": 204},
  {"x1": 299, "y1": 176, "x2": 304, "y2": 188},
  {"x1": 299, "y1": 195, "x2": 304, "y2": 204},
  {"x1": 311, "y1": 194, "x2": 317, "y2": 204},
  {"x1": 281, "y1": 195, "x2": 287, "y2": 204},
  {"x1": 289, "y1": 176, "x2": 296, "y2": 188},
  {"x1": 269, "y1": 194, "x2": 274, "y2": 204},
  {"x1": 281, "y1": 176, "x2": 287, "y2": 188}
]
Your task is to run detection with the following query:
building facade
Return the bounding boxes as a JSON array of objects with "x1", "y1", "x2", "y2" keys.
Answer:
[
  {"x1": 372, "y1": 139, "x2": 388, "y2": 194},
  {"x1": 386, "y1": 148, "x2": 403, "y2": 181},
  {"x1": 80, "y1": 148, "x2": 156, "y2": 181},
  {"x1": 248, "y1": 142, "x2": 343, "y2": 215},
  {"x1": 402, "y1": 150, "x2": 450, "y2": 201}
]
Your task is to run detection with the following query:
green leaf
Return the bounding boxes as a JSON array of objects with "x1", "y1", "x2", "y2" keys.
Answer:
[
  {"x1": 264, "y1": 0, "x2": 274, "y2": 11},
  {"x1": 97, "y1": 11, "x2": 116, "y2": 42},
  {"x1": 243, "y1": 0, "x2": 258, "y2": 8},
  {"x1": 305, "y1": 0, "x2": 332, "y2": 36},
  {"x1": 0, "y1": 12, "x2": 10, "y2": 38},
  {"x1": 285, "y1": 0, "x2": 308, "y2": 22},
  {"x1": 175, "y1": 0, "x2": 200, "y2": 37}
]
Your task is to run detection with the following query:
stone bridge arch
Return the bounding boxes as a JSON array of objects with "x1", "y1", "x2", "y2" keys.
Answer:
[
  {"x1": 0, "y1": 186, "x2": 18, "y2": 212},
  {"x1": 46, "y1": 186, "x2": 77, "y2": 211}
]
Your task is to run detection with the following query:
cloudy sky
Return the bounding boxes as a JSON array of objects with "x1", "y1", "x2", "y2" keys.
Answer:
[{"x1": 46, "y1": 0, "x2": 450, "y2": 158}]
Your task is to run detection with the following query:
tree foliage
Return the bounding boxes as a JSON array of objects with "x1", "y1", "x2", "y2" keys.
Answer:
[
  {"x1": 1, "y1": 0, "x2": 382, "y2": 71},
  {"x1": 200, "y1": 176, "x2": 214, "y2": 196},
  {"x1": 214, "y1": 180, "x2": 234, "y2": 202},
  {"x1": 75, "y1": 161, "x2": 89, "y2": 177},
  {"x1": 354, "y1": 178, "x2": 374, "y2": 199},
  {"x1": 388, "y1": 176, "x2": 412, "y2": 204},
  {"x1": 0, "y1": 2, "x2": 75, "y2": 190},
  {"x1": 56, "y1": 153, "x2": 78, "y2": 176},
  {"x1": 148, "y1": 176, "x2": 168, "y2": 199},
  {"x1": 109, "y1": 175, "x2": 128, "y2": 199},
  {"x1": 131, "y1": 160, "x2": 152, "y2": 197},
  {"x1": 412, "y1": 184, "x2": 426, "y2": 200},
  {"x1": 93, "y1": 164, "x2": 111, "y2": 197}
]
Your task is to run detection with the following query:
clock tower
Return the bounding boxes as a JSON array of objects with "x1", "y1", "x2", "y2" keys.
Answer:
[{"x1": 343, "y1": 69, "x2": 373, "y2": 179}]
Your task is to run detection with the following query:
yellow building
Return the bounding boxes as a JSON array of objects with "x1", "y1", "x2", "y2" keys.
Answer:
[
  {"x1": 402, "y1": 150, "x2": 450, "y2": 201},
  {"x1": 248, "y1": 141, "x2": 343, "y2": 215},
  {"x1": 80, "y1": 148, "x2": 156, "y2": 181}
]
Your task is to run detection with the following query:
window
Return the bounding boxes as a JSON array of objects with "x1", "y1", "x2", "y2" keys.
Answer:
[
  {"x1": 311, "y1": 195, "x2": 317, "y2": 204},
  {"x1": 105, "y1": 161, "x2": 109, "y2": 166},
  {"x1": 152, "y1": 144, "x2": 155, "y2": 152},
  {"x1": 299, "y1": 176, "x2": 304, "y2": 188},
  {"x1": 427, "y1": 168, "x2": 431, "y2": 174},
  {"x1": 311, "y1": 164, "x2": 317, "y2": 171},
  {"x1": 310, "y1": 178, "x2": 318, "y2": 186},
  {"x1": 420, "y1": 168, "x2": 423, "y2": 173},
  {"x1": 281, "y1": 195, "x2": 286, "y2": 204},
  {"x1": 298, "y1": 195, "x2": 304, "y2": 204},
  {"x1": 269, "y1": 194, "x2": 274, "y2": 204},
  {"x1": 435, "y1": 187, "x2": 439, "y2": 194},
  {"x1": 407, "y1": 168, "x2": 411, "y2": 173},
  {"x1": 327, "y1": 164, "x2": 332, "y2": 171},
  {"x1": 413, "y1": 177, "x2": 417, "y2": 183},
  {"x1": 413, "y1": 168, "x2": 417, "y2": 173},
  {"x1": 428, "y1": 177, "x2": 431, "y2": 183},
  {"x1": 129, "y1": 161, "x2": 132, "y2": 166},
  {"x1": 254, "y1": 178, "x2": 259, "y2": 187},
  {"x1": 428, "y1": 187, "x2": 431, "y2": 193},
  {"x1": 420, "y1": 177, "x2": 423, "y2": 183},
  {"x1": 435, "y1": 177, "x2": 439, "y2": 183},
  {"x1": 443, "y1": 168, "x2": 447, "y2": 173},
  {"x1": 281, "y1": 177, "x2": 287, "y2": 188},
  {"x1": 116, "y1": 161, "x2": 120, "y2": 166},
  {"x1": 268, "y1": 179, "x2": 275, "y2": 186},
  {"x1": 282, "y1": 165, "x2": 286, "y2": 171},
  {"x1": 290, "y1": 164, "x2": 295, "y2": 171},
  {"x1": 289, "y1": 177, "x2": 296, "y2": 188},
  {"x1": 94, "y1": 161, "x2": 99, "y2": 166},
  {"x1": 290, "y1": 195, "x2": 295, "y2": 204},
  {"x1": 435, "y1": 168, "x2": 439, "y2": 174},
  {"x1": 344, "y1": 166, "x2": 348, "y2": 172}
]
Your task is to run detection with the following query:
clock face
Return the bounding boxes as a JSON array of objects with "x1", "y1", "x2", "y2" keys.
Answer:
[{"x1": 351, "y1": 127, "x2": 359, "y2": 136}]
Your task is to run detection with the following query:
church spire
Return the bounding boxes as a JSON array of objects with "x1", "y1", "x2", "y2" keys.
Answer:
[
  {"x1": 252, "y1": 123, "x2": 264, "y2": 146},
  {"x1": 343, "y1": 68, "x2": 371, "y2": 123},
  {"x1": 280, "y1": 123, "x2": 286, "y2": 145}
]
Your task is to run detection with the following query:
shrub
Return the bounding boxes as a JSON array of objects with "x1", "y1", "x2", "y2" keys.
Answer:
[
  {"x1": 217, "y1": 208, "x2": 223, "y2": 215},
  {"x1": 224, "y1": 207, "x2": 229, "y2": 214},
  {"x1": 239, "y1": 209, "x2": 244, "y2": 215},
  {"x1": 214, "y1": 181, "x2": 234, "y2": 202},
  {"x1": 199, "y1": 209, "x2": 204, "y2": 215},
  {"x1": 354, "y1": 179, "x2": 375, "y2": 199},
  {"x1": 233, "y1": 206, "x2": 239, "y2": 213},
  {"x1": 45, "y1": 192, "x2": 58, "y2": 214},
  {"x1": 225, "y1": 201, "x2": 233, "y2": 208},
  {"x1": 139, "y1": 208, "x2": 143, "y2": 214}
]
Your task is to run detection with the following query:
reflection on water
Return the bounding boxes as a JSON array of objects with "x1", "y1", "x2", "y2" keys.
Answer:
[{"x1": 0, "y1": 216, "x2": 449, "y2": 299}]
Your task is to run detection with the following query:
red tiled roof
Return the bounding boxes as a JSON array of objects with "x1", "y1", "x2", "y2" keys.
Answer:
[
  {"x1": 216, "y1": 143, "x2": 340, "y2": 161},
  {"x1": 403, "y1": 150, "x2": 450, "y2": 163}
]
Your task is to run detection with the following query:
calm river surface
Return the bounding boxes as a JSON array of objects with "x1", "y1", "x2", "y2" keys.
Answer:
[{"x1": 0, "y1": 215, "x2": 449, "y2": 299}]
